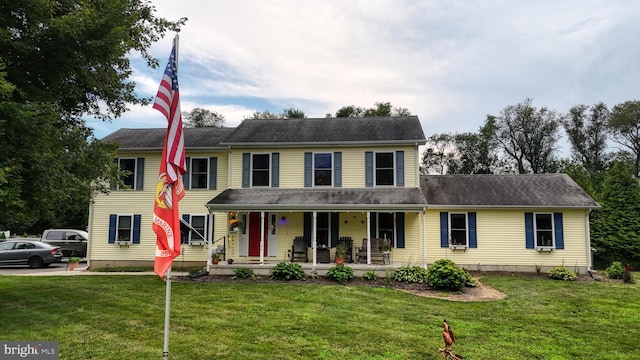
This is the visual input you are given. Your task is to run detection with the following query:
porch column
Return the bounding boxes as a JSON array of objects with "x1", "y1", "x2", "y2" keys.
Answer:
[
  {"x1": 260, "y1": 211, "x2": 265, "y2": 264},
  {"x1": 366, "y1": 211, "x2": 371, "y2": 265},
  {"x1": 312, "y1": 211, "x2": 317, "y2": 268}
]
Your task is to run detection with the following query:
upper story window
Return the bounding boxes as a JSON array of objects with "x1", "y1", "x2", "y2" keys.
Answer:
[
  {"x1": 118, "y1": 158, "x2": 137, "y2": 189},
  {"x1": 535, "y1": 213, "x2": 554, "y2": 247},
  {"x1": 252, "y1": 154, "x2": 270, "y2": 187},
  {"x1": 375, "y1": 152, "x2": 394, "y2": 186},
  {"x1": 314, "y1": 153, "x2": 332, "y2": 186},
  {"x1": 190, "y1": 158, "x2": 208, "y2": 189}
]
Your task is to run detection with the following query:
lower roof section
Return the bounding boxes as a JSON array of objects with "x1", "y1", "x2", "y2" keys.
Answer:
[{"x1": 206, "y1": 187, "x2": 428, "y2": 212}]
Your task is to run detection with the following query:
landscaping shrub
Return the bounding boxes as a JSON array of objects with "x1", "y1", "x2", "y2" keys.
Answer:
[
  {"x1": 270, "y1": 262, "x2": 305, "y2": 281},
  {"x1": 232, "y1": 267, "x2": 255, "y2": 280},
  {"x1": 426, "y1": 259, "x2": 476, "y2": 290},
  {"x1": 326, "y1": 265, "x2": 354, "y2": 285},
  {"x1": 363, "y1": 270, "x2": 378, "y2": 281},
  {"x1": 548, "y1": 266, "x2": 577, "y2": 281},
  {"x1": 394, "y1": 265, "x2": 429, "y2": 284},
  {"x1": 606, "y1": 261, "x2": 624, "y2": 279}
]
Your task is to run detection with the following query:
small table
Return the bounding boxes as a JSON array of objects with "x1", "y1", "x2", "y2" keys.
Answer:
[{"x1": 317, "y1": 248, "x2": 330, "y2": 263}]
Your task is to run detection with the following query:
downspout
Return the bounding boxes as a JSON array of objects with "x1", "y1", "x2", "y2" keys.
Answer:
[
  {"x1": 422, "y1": 207, "x2": 427, "y2": 269},
  {"x1": 586, "y1": 209, "x2": 593, "y2": 271}
]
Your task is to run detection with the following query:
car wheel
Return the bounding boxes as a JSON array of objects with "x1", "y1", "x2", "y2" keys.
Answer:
[{"x1": 28, "y1": 257, "x2": 44, "y2": 269}]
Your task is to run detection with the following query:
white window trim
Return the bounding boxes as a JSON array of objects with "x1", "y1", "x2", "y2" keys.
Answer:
[
  {"x1": 188, "y1": 214, "x2": 208, "y2": 245},
  {"x1": 117, "y1": 158, "x2": 137, "y2": 190},
  {"x1": 534, "y1": 212, "x2": 555, "y2": 250},
  {"x1": 374, "y1": 151, "x2": 395, "y2": 187},
  {"x1": 313, "y1": 152, "x2": 333, "y2": 187},
  {"x1": 115, "y1": 214, "x2": 134, "y2": 245},
  {"x1": 449, "y1": 212, "x2": 469, "y2": 249},
  {"x1": 251, "y1": 153, "x2": 271, "y2": 188},
  {"x1": 189, "y1": 157, "x2": 209, "y2": 190}
]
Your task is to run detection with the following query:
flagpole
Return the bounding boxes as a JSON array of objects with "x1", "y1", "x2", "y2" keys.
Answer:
[{"x1": 161, "y1": 34, "x2": 179, "y2": 360}]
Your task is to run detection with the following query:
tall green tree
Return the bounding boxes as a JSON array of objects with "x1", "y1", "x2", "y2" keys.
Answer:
[
  {"x1": 243, "y1": 108, "x2": 306, "y2": 120},
  {"x1": 421, "y1": 133, "x2": 455, "y2": 174},
  {"x1": 563, "y1": 103, "x2": 610, "y2": 176},
  {"x1": 494, "y1": 98, "x2": 561, "y2": 174},
  {"x1": 334, "y1": 102, "x2": 411, "y2": 117},
  {"x1": 0, "y1": 1, "x2": 185, "y2": 234},
  {"x1": 609, "y1": 100, "x2": 640, "y2": 178},
  {"x1": 183, "y1": 108, "x2": 225, "y2": 128}
]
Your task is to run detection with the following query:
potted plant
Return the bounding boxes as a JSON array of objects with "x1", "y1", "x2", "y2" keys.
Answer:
[
  {"x1": 211, "y1": 253, "x2": 220, "y2": 265},
  {"x1": 335, "y1": 242, "x2": 347, "y2": 266},
  {"x1": 228, "y1": 218, "x2": 241, "y2": 232},
  {"x1": 68, "y1": 257, "x2": 82, "y2": 270},
  {"x1": 380, "y1": 243, "x2": 392, "y2": 254}
]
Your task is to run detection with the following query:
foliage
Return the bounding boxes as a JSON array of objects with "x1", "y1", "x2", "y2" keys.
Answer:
[
  {"x1": 363, "y1": 270, "x2": 378, "y2": 280},
  {"x1": 609, "y1": 100, "x2": 640, "y2": 178},
  {"x1": 326, "y1": 265, "x2": 354, "y2": 285},
  {"x1": 68, "y1": 257, "x2": 82, "y2": 263},
  {"x1": 425, "y1": 259, "x2": 476, "y2": 290},
  {"x1": 335, "y1": 242, "x2": 347, "y2": 257},
  {"x1": 243, "y1": 108, "x2": 306, "y2": 120},
  {"x1": 269, "y1": 262, "x2": 305, "y2": 281},
  {"x1": 182, "y1": 108, "x2": 225, "y2": 128},
  {"x1": 232, "y1": 267, "x2": 256, "y2": 280},
  {"x1": 548, "y1": 266, "x2": 577, "y2": 281},
  {"x1": 394, "y1": 265, "x2": 429, "y2": 284},
  {"x1": 333, "y1": 102, "x2": 411, "y2": 118},
  {"x1": 212, "y1": 253, "x2": 220, "y2": 260},
  {"x1": 605, "y1": 261, "x2": 624, "y2": 279},
  {"x1": 562, "y1": 103, "x2": 611, "y2": 175}
]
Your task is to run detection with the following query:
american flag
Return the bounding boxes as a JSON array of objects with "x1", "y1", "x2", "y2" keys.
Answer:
[{"x1": 153, "y1": 43, "x2": 185, "y2": 182}]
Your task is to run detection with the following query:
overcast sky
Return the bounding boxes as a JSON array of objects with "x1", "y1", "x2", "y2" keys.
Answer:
[{"x1": 90, "y1": 0, "x2": 640, "y2": 155}]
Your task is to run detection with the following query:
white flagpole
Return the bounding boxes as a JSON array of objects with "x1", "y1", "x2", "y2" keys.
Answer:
[{"x1": 162, "y1": 34, "x2": 179, "y2": 360}]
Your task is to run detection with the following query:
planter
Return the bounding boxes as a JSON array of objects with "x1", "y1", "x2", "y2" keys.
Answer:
[
  {"x1": 68, "y1": 262, "x2": 79, "y2": 270},
  {"x1": 336, "y1": 256, "x2": 344, "y2": 266},
  {"x1": 212, "y1": 258, "x2": 219, "y2": 265}
]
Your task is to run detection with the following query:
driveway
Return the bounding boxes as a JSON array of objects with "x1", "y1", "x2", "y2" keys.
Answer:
[{"x1": 0, "y1": 261, "x2": 88, "y2": 276}]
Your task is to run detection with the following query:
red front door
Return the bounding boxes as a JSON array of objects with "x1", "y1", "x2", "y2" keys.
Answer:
[{"x1": 248, "y1": 212, "x2": 268, "y2": 256}]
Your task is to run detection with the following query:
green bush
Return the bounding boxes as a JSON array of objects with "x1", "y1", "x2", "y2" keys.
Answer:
[
  {"x1": 326, "y1": 265, "x2": 354, "y2": 285},
  {"x1": 548, "y1": 266, "x2": 577, "y2": 281},
  {"x1": 270, "y1": 262, "x2": 305, "y2": 281},
  {"x1": 606, "y1": 261, "x2": 624, "y2": 279},
  {"x1": 363, "y1": 270, "x2": 378, "y2": 281},
  {"x1": 232, "y1": 267, "x2": 255, "y2": 280},
  {"x1": 394, "y1": 265, "x2": 429, "y2": 284},
  {"x1": 426, "y1": 259, "x2": 476, "y2": 290}
]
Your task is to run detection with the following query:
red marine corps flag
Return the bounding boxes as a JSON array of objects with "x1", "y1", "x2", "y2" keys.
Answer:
[{"x1": 152, "y1": 37, "x2": 186, "y2": 279}]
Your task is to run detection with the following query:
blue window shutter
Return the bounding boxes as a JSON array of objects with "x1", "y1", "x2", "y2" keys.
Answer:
[
  {"x1": 133, "y1": 214, "x2": 141, "y2": 244},
  {"x1": 209, "y1": 157, "x2": 217, "y2": 190},
  {"x1": 365, "y1": 152, "x2": 373, "y2": 187},
  {"x1": 271, "y1": 153, "x2": 279, "y2": 188},
  {"x1": 440, "y1": 212, "x2": 449, "y2": 247},
  {"x1": 181, "y1": 214, "x2": 190, "y2": 244},
  {"x1": 468, "y1": 212, "x2": 477, "y2": 248},
  {"x1": 334, "y1": 152, "x2": 342, "y2": 187},
  {"x1": 331, "y1": 212, "x2": 339, "y2": 247},
  {"x1": 370, "y1": 213, "x2": 377, "y2": 238},
  {"x1": 525, "y1": 213, "x2": 534, "y2": 249},
  {"x1": 242, "y1": 153, "x2": 250, "y2": 188},
  {"x1": 395, "y1": 151, "x2": 404, "y2": 187},
  {"x1": 183, "y1": 157, "x2": 190, "y2": 190},
  {"x1": 304, "y1": 152, "x2": 312, "y2": 187},
  {"x1": 396, "y1": 212, "x2": 405, "y2": 248},
  {"x1": 136, "y1": 158, "x2": 145, "y2": 190},
  {"x1": 108, "y1": 214, "x2": 117, "y2": 243},
  {"x1": 554, "y1": 213, "x2": 564, "y2": 249},
  {"x1": 303, "y1": 212, "x2": 312, "y2": 247}
]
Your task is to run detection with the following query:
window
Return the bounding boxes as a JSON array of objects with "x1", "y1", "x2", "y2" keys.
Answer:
[
  {"x1": 377, "y1": 213, "x2": 395, "y2": 245},
  {"x1": 535, "y1": 213, "x2": 553, "y2": 247},
  {"x1": 190, "y1": 158, "x2": 208, "y2": 189},
  {"x1": 118, "y1": 158, "x2": 136, "y2": 189},
  {"x1": 316, "y1": 213, "x2": 329, "y2": 247},
  {"x1": 450, "y1": 213, "x2": 468, "y2": 246},
  {"x1": 314, "y1": 153, "x2": 332, "y2": 186},
  {"x1": 108, "y1": 214, "x2": 141, "y2": 244},
  {"x1": 252, "y1": 154, "x2": 270, "y2": 187},
  {"x1": 375, "y1": 152, "x2": 394, "y2": 186},
  {"x1": 117, "y1": 215, "x2": 133, "y2": 243},
  {"x1": 189, "y1": 215, "x2": 207, "y2": 243}
]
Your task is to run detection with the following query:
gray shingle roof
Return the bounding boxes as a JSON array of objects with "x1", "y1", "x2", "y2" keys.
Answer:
[
  {"x1": 101, "y1": 127, "x2": 235, "y2": 150},
  {"x1": 206, "y1": 188, "x2": 428, "y2": 211},
  {"x1": 421, "y1": 174, "x2": 600, "y2": 208},
  {"x1": 220, "y1": 116, "x2": 426, "y2": 146}
]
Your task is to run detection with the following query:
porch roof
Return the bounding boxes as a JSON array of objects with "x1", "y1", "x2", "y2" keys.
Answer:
[{"x1": 206, "y1": 187, "x2": 427, "y2": 211}]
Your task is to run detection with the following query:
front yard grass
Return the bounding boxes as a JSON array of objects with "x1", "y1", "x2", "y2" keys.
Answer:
[{"x1": 0, "y1": 274, "x2": 638, "y2": 359}]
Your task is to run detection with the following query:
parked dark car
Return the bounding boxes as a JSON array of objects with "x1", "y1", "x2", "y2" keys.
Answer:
[
  {"x1": 0, "y1": 240, "x2": 63, "y2": 268},
  {"x1": 41, "y1": 229, "x2": 88, "y2": 258}
]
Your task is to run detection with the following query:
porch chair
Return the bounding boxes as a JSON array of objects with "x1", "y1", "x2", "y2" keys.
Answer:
[
  {"x1": 355, "y1": 238, "x2": 386, "y2": 264},
  {"x1": 336, "y1": 236, "x2": 354, "y2": 263},
  {"x1": 290, "y1": 236, "x2": 309, "y2": 262}
]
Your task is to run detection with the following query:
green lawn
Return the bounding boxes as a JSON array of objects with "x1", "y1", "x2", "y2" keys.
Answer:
[{"x1": 0, "y1": 274, "x2": 638, "y2": 359}]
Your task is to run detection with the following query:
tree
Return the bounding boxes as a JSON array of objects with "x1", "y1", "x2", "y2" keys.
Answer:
[
  {"x1": 243, "y1": 108, "x2": 306, "y2": 120},
  {"x1": 448, "y1": 116, "x2": 502, "y2": 174},
  {"x1": 281, "y1": 108, "x2": 306, "y2": 118},
  {"x1": 334, "y1": 102, "x2": 411, "y2": 117},
  {"x1": 183, "y1": 108, "x2": 225, "y2": 128},
  {"x1": 563, "y1": 103, "x2": 610, "y2": 175},
  {"x1": 609, "y1": 100, "x2": 640, "y2": 178},
  {"x1": 494, "y1": 98, "x2": 561, "y2": 174},
  {"x1": 0, "y1": 2, "x2": 185, "y2": 234},
  {"x1": 421, "y1": 133, "x2": 455, "y2": 174}
]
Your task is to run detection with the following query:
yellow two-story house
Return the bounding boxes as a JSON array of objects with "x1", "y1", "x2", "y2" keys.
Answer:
[{"x1": 89, "y1": 116, "x2": 599, "y2": 273}]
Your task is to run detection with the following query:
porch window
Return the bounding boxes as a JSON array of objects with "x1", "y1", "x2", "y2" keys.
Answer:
[
  {"x1": 317, "y1": 213, "x2": 329, "y2": 247},
  {"x1": 450, "y1": 213, "x2": 468, "y2": 246},
  {"x1": 314, "y1": 153, "x2": 332, "y2": 186},
  {"x1": 252, "y1": 154, "x2": 270, "y2": 187},
  {"x1": 190, "y1": 158, "x2": 208, "y2": 189},
  {"x1": 375, "y1": 152, "x2": 394, "y2": 186},
  {"x1": 535, "y1": 213, "x2": 553, "y2": 247},
  {"x1": 377, "y1": 213, "x2": 394, "y2": 245}
]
